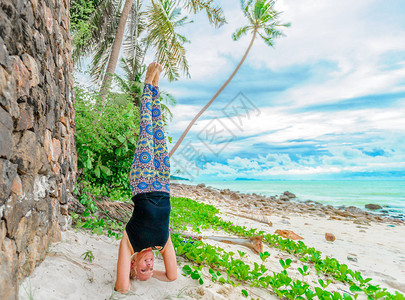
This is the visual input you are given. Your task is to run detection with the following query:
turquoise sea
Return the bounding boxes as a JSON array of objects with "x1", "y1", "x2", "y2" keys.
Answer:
[{"x1": 178, "y1": 180, "x2": 405, "y2": 219}]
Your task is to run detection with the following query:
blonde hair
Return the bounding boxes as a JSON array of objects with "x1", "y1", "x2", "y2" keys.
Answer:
[{"x1": 129, "y1": 253, "x2": 137, "y2": 280}]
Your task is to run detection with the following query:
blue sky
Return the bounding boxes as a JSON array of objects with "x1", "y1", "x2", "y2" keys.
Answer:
[{"x1": 76, "y1": 0, "x2": 405, "y2": 181}]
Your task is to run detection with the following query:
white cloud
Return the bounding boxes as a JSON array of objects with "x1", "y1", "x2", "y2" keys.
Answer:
[
  {"x1": 196, "y1": 144, "x2": 405, "y2": 179},
  {"x1": 169, "y1": 104, "x2": 405, "y2": 150}
]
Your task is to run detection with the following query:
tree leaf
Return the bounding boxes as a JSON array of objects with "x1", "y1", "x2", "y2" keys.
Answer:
[
  {"x1": 94, "y1": 166, "x2": 101, "y2": 178},
  {"x1": 100, "y1": 165, "x2": 112, "y2": 176}
]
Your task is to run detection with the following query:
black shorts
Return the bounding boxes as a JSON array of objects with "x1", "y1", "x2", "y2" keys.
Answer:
[{"x1": 125, "y1": 191, "x2": 171, "y2": 253}]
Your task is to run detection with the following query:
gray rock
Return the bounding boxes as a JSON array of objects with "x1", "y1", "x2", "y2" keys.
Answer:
[
  {"x1": 10, "y1": 130, "x2": 38, "y2": 174},
  {"x1": 0, "y1": 37, "x2": 11, "y2": 70},
  {"x1": 0, "y1": 67, "x2": 19, "y2": 119},
  {"x1": 279, "y1": 195, "x2": 290, "y2": 201},
  {"x1": 10, "y1": 56, "x2": 31, "y2": 98},
  {"x1": 345, "y1": 206, "x2": 363, "y2": 214},
  {"x1": 0, "y1": 107, "x2": 13, "y2": 158},
  {"x1": 353, "y1": 218, "x2": 371, "y2": 226},
  {"x1": 347, "y1": 255, "x2": 358, "y2": 262},
  {"x1": 230, "y1": 192, "x2": 240, "y2": 200},
  {"x1": 22, "y1": 53, "x2": 40, "y2": 87},
  {"x1": 33, "y1": 30, "x2": 46, "y2": 54},
  {"x1": 283, "y1": 191, "x2": 296, "y2": 198},
  {"x1": 0, "y1": 159, "x2": 18, "y2": 204},
  {"x1": 365, "y1": 203, "x2": 382, "y2": 210},
  {"x1": 16, "y1": 105, "x2": 34, "y2": 131}
]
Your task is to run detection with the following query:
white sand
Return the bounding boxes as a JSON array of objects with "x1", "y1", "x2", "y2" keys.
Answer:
[
  {"x1": 18, "y1": 229, "x2": 251, "y2": 300},
  {"x1": 19, "y1": 202, "x2": 405, "y2": 299}
]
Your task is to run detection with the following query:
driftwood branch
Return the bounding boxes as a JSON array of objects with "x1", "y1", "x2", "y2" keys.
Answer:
[
  {"x1": 225, "y1": 212, "x2": 272, "y2": 226},
  {"x1": 180, "y1": 232, "x2": 263, "y2": 254},
  {"x1": 69, "y1": 198, "x2": 133, "y2": 224}
]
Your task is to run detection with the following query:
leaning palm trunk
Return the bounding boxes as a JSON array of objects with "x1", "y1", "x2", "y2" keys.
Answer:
[
  {"x1": 180, "y1": 232, "x2": 263, "y2": 254},
  {"x1": 100, "y1": 0, "x2": 134, "y2": 101},
  {"x1": 169, "y1": 29, "x2": 257, "y2": 157}
]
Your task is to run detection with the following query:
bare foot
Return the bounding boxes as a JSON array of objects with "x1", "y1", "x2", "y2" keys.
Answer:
[
  {"x1": 145, "y1": 62, "x2": 158, "y2": 85},
  {"x1": 152, "y1": 63, "x2": 163, "y2": 87}
]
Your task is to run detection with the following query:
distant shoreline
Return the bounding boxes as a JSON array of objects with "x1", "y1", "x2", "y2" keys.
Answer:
[{"x1": 170, "y1": 180, "x2": 405, "y2": 221}]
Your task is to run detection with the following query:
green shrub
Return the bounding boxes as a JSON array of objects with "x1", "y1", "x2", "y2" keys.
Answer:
[{"x1": 74, "y1": 86, "x2": 140, "y2": 200}]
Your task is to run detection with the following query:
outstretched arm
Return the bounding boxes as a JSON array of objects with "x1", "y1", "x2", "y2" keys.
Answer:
[
  {"x1": 152, "y1": 235, "x2": 177, "y2": 281},
  {"x1": 114, "y1": 231, "x2": 134, "y2": 293}
]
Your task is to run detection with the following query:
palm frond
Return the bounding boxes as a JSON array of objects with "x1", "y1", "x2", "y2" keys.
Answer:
[
  {"x1": 88, "y1": 0, "x2": 123, "y2": 83},
  {"x1": 112, "y1": 71, "x2": 131, "y2": 94},
  {"x1": 146, "y1": 0, "x2": 191, "y2": 81},
  {"x1": 122, "y1": 0, "x2": 147, "y2": 79},
  {"x1": 72, "y1": 0, "x2": 123, "y2": 65},
  {"x1": 113, "y1": 58, "x2": 145, "y2": 107},
  {"x1": 239, "y1": 0, "x2": 255, "y2": 27},
  {"x1": 232, "y1": 25, "x2": 252, "y2": 41},
  {"x1": 181, "y1": 0, "x2": 226, "y2": 28},
  {"x1": 263, "y1": 24, "x2": 283, "y2": 39},
  {"x1": 241, "y1": 0, "x2": 253, "y2": 18},
  {"x1": 89, "y1": 17, "x2": 120, "y2": 84},
  {"x1": 258, "y1": 32, "x2": 274, "y2": 47},
  {"x1": 253, "y1": 0, "x2": 267, "y2": 21},
  {"x1": 89, "y1": 40, "x2": 113, "y2": 84},
  {"x1": 159, "y1": 89, "x2": 177, "y2": 124}
]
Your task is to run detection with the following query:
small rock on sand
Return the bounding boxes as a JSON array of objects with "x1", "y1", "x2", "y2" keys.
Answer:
[
  {"x1": 353, "y1": 219, "x2": 371, "y2": 226},
  {"x1": 325, "y1": 233, "x2": 336, "y2": 242},
  {"x1": 283, "y1": 191, "x2": 296, "y2": 198},
  {"x1": 365, "y1": 203, "x2": 382, "y2": 210},
  {"x1": 345, "y1": 206, "x2": 363, "y2": 214},
  {"x1": 347, "y1": 255, "x2": 358, "y2": 262},
  {"x1": 275, "y1": 229, "x2": 303, "y2": 240}
]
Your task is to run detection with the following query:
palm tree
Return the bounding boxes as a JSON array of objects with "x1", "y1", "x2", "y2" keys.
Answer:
[
  {"x1": 168, "y1": 0, "x2": 290, "y2": 157},
  {"x1": 99, "y1": 0, "x2": 134, "y2": 100},
  {"x1": 72, "y1": 0, "x2": 226, "y2": 101}
]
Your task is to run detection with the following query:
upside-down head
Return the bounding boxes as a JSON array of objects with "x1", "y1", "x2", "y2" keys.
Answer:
[{"x1": 130, "y1": 248, "x2": 154, "y2": 281}]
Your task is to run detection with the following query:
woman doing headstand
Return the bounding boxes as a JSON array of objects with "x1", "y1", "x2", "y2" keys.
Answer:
[{"x1": 114, "y1": 62, "x2": 177, "y2": 293}]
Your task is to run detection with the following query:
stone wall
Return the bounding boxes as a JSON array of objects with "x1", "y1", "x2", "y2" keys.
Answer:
[{"x1": 0, "y1": 0, "x2": 76, "y2": 298}]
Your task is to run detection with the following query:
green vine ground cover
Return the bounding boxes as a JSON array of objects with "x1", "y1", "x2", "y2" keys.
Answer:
[{"x1": 71, "y1": 194, "x2": 405, "y2": 300}]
